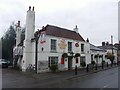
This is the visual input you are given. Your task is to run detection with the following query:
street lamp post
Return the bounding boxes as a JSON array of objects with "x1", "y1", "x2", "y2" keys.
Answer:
[
  {"x1": 34, "y1": 31, "x2": 40, "y2": 74},
  {"x1": 32, "y1": 27, "x2": 45, "y2": 73}
]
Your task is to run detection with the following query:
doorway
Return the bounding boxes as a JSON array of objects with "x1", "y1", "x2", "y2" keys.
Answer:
[{"x1": 68, "y1": 56, "x2": 72, "y2": 70}]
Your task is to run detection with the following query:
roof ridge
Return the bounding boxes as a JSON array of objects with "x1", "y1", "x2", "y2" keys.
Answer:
[{"x1": 46, "y1": 24, "x2": 76, "y2": 33}]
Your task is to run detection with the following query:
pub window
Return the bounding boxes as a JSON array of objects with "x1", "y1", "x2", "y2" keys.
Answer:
[
  {"x1": 80, "y1": 56, "x2": 86, "y2": 63},
  {"x1": 51, "y1": 39, "x2": 57, "y2": 51},
  {"x1": 48, "y1": 57, "x2": 58, "y2": 67},
  {"x1": 81, "y1": 44, "x2": 84, "y2": 52},
  {"x1": 68, "y1": 42, "x2": 72, "y2": 52}
]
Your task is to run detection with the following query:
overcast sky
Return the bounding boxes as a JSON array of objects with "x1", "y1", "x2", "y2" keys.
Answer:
[{"x1": 0, "y1": 0, "x2": 119, "y2": 45}]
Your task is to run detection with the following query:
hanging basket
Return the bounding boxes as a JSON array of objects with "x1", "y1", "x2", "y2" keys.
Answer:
[
  {"x1": 74, "y1": 53, "x2": 80, "y2": 58},
  {"x1": 94, "y1": 54, "x2": 99, "y2": 58},
  {"x1": 99, "y1": 55, "x2": 103, "y2": 58},
  {"x1": 62, "y1": 53, "x2": 68, "y2": 58}
]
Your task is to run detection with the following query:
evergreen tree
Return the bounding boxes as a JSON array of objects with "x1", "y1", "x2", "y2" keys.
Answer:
[
  {"x1": 1, "y1": 23, "x2": 16, "y2": 62},
  {"x1": 1, "y1": 22, "x2": 25, "y2": 63}
]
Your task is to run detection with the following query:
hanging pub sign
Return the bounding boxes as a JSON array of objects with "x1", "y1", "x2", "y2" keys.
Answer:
[
  {"x1": 58, "y1": 39, "x2": 67, "y2": 49},
  {"x1": 75, "y1": 42, "x2": 79, "y2": 47},
  {"x1": 40, "y1": 31, "x2": 46, "y2": 44}
]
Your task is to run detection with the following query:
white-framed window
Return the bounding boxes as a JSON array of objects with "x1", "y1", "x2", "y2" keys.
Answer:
[
  {"x1": 68, "y1": 42, "x2": 72, "y2": 52},
  {"x1": 81, "y1": 43, "x2": 84, "y2": 52},
  {"x1": 48, "y1": 57, "x2": 58, "y2": 67},
  {"x1": 80, "y1": 56, "x2": 86, "y2": 62},
  {"x1": 51, "y1": 39, "x2": 57, "y2": 51}
]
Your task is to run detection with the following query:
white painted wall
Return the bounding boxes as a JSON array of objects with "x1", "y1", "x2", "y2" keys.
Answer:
[
  {"x1": 37, "y1": 35, "x2": 91, "y2": 73},
  {"x1": 16, "y1": 26, "x2": 21, "y2": 46},
  {"x1": 90, "y1": 50, "x2": 106, "y2": 65},
  {"x1": 22, "y1": 7, "x2": 35, "y2": 72}
]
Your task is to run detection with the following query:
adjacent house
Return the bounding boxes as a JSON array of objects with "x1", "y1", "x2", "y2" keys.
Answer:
[
  {"x1": 98, "y1": 42, "x2": 118, "y2": 64},
  {"x1": 90, "y1": 44, "x2": 106, "y2": 65}
]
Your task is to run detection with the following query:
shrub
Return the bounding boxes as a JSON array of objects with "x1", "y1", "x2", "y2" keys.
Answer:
[
  {"x1": 91, "y1": 60, "x2": 95, "y2": 65},
  {"x1": 62, "y1": 53, "x2": 68, "y2": 58},
  {"x1": 80, "y1": 61, "x2": 86, "y2": 67},
  {"x1": 50, "y1": 64, "x2": 58, "y2": 72}
]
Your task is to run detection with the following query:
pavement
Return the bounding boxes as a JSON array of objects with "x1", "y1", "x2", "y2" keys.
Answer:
[{"x1": 24, "y1": 64, "x2": 118, "y2": 80}]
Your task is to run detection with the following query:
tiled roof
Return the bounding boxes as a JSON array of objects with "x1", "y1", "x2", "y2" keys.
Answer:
[
  {"x1": 41, "y1": 24, "x2": 85, "y2": 41},
  {"x1": 98, "y1": 44, "x2": 118, "y2": 50}
]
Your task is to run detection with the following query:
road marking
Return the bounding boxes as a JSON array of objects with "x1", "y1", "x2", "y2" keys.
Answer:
[
  {"x1": 100, "y1": 84, "x2": 110, "y2": 90},
  {"x1": 103, "y1": 84, "x2": 110, "y2": 88}
]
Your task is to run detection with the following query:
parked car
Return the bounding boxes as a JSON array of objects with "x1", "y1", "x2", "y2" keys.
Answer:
[{"x1": 0, "y1": 59, "x2": 9, "y2": 68}]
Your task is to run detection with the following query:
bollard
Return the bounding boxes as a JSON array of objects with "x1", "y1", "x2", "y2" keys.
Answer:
[
  {"x1": 102, "y1": 63, "x2": 103, "y2": 69},
  {"x1": 95, "y1": 64, "x2": 97, "y2": 70},
  {"x1": 87, "y1": 64, "x2": 89, "y2": 72},
  {"x1": 75, "y1": 65, "x2": 77, "y2": 75},
  {"x1": 107, "y1": 62, "x2": 108, "y2": 68}
]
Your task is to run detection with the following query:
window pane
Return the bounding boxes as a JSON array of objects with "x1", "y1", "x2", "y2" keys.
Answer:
[
  {"x1": 68, "y1": 42, "x2": 72, "y2": 52},
  {"x1": 48, "y1": 57, "x2": 58, "y2": 66},
  {"x1": 81, "y1": 44, "x2": 84, "y2": 52},
  {"x1": 80, "y1": 56, "x2": 85, "y2": 62},
  {"x1": 51, "y1": 39, "x2": 56, "y2": 51}
]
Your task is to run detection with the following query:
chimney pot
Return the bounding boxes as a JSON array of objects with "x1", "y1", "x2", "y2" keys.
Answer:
[
  {"x1": 86, "y1": 38, "x2": 89, "y2": 42},
  {"x1": 29, "y1": 6, "x2": 31, "y2": 10},
  {"x1": 18, "y1": 21, "x2": 20, "y2": 27},
  {"x1": 75, "y1": 25, "x2": 77, "y2": 29},
  {"x1": 102, "y1": 42, "x2": 105, "y2": 46},
  {"x1": 32, "y1": 6, "x2": 34, "y2": 11},
  {"x1": 74, "y1": 25, "x2": 78, "y2": 33},
  {"x1": 106, "y1": 42, "x2": 109, "y2": 45}
]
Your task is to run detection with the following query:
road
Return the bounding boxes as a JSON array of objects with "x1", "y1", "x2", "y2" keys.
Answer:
[
  {"x1": 2, "y1": 67, "x2": 118, "y2": 88},
  {"x1": 44, "y1": 68, "x2": 118, "y2": 88}
]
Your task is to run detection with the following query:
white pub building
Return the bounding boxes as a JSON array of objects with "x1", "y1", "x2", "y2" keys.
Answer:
[{"x1": 13, "y1": 6, "x2": 91, "y2": 73}]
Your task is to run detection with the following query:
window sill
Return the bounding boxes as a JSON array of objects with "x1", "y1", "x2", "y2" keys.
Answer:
[
  {"x1": 81, "y1": 52, "x2": 85, "y2": 54},
  {"x1": 50, "y1": 51, "x2": 57, "y2": 53}
]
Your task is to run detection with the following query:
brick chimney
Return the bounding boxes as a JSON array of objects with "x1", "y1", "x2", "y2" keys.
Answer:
[
  {"x1": 102, "y1": 42, "x2": 105, "y2": 46},
  {"x1": 106, "y1": 42, "x2": 109, "y2": 45}
]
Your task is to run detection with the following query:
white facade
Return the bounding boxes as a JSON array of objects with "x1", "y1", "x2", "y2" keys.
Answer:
[
  {"x1": 90, "y1": 44, "x2": 118, "y2": 65},
  {"x1": 37, "y1": 35, "x2": 91, "y2": 73},
  {"x1": 90, "y1": 50, "x2": 106, "y2": 65}
]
